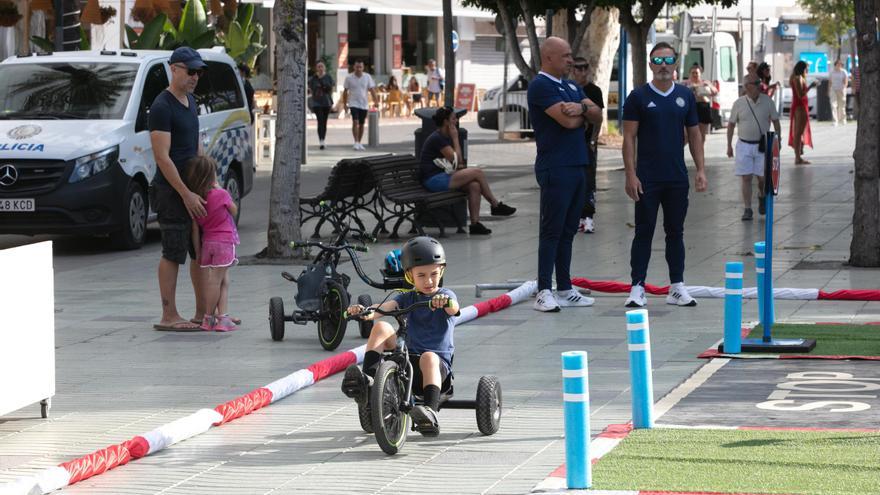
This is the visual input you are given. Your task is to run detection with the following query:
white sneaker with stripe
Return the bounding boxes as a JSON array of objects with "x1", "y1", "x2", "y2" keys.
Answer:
[
  {"x1": 666, "y1": 282, "x2": 697, "y2": 306},
  {"x1": 534, "y1": 289, "x2": 561, "y2": 312},
  {"x1": 624, "y1": 284, "x2": 647, "y2": 308},
  {"x1": 555, "y1": 289, "x2": 594, "y2": 307}
]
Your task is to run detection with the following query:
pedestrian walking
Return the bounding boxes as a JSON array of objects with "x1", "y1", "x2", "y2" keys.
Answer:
[
  {"x1": 757, "y1": 62, "x2": 779, "y2": 98},
  {"x1": 726, "y1": 74, "x2": 781, "y2": 221},
  {"x1": 309, "y1": 61, "x2": 334, "y2": 150},
  {"x1": 150, "y1": 47, "x2": 208, "y2": 332},
  {"x1": 621, "y1": 42, "x2": 708, "y2": 309},
  {"x1": 185, "y1": 156, "x2": 240, "y2": 332},
  {"x1": 788, "y1": 61, "x2": 816, "y2": 165},
  {"x1": 571, "y1": 56, "x2": 604, "y2": 234},
  {"x1": 527, "y1": 36, "x2": 601, "y2": 312},
  {"x1": 425, "y1": 59, "x2": 444, "y2": 107},
  {"x1": 342, "y1": 60, "x2": 377, "y2": 151},
  {"x1": 829, "y1": 59, "x2": 849, "y2": 126},
  {"x1": 419, "y1": 106, "x2": 516, "y2": 235},
  {"x1": 687, "y1": 64, "x2": 718, "y2": 144}
]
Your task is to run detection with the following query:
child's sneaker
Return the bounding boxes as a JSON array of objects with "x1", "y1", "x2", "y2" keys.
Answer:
[
  {"x1": 200, "y1": 314, "x2": 215, "y2": 332},
  {"x1": 213, "y1": 314, "x2": 238, "y2": 332},
  {"x1": 341, "y1": 364, "x2": 372, "y2": 404},
  {"x1": 666, "y1": 282, "x2": 697, "y2": 307},
  {"x1": 534, "y1": 289, "x2": 561, "y2": 312},
  {"x1": 555, "y1": 288, "x2": 595, "y2": 307},
  {"x1": 625, "y1": 284, "x2": 647, "y2": 308},
  {"x1": 582, "y1": 217, "x2": 595, "y2": 233},
  {"x1": 410, "y1": 404, "x2": 439, "y2": 437}
]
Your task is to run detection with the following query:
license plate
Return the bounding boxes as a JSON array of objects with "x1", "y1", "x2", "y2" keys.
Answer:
[{"x1": 0, "y1": 198, "x2": 35, "y2": 212}]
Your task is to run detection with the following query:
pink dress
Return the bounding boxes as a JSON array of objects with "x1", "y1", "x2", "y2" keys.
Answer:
[{"x1": 195, "y1": 188, "x2": 239, "y2": 267}]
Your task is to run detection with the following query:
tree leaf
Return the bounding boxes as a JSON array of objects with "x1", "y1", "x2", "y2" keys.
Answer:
[
  {"x1": 190, "y1": 28, "x2": 217, "y2": 49},
  {"x1": 125, "y1": 25, "x2": 139, "y2": 48},
  {"x1": 178, "y1": 0, "x2": 208, "y2": 44},
  {"x1": 135, "y1": 13, "x2": 167, "y2": 49},
  {"x1": 30, "y1": 35, "x2": 54, "y2": 52}
]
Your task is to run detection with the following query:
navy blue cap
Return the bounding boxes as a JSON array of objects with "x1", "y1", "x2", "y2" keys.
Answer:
[{"x1": 168, "y1": 47, "x2": 207, "y2": 70}]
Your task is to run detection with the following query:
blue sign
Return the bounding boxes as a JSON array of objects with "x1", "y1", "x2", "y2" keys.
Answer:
[
  {"x1": 798, "y1": 24, "x2": 818, "y2": 41},
  {"x1": 777, "y1": 22, "x2": 799, "y2": 40},
  {"x1": 451, "y1": 30, "x2": 459, "y2": 53},
  {"x1": 799, "y1": 51, "x2": 828, "y2": 73}
]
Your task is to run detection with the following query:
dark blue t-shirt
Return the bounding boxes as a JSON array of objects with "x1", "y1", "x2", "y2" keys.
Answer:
[
  {"x1": 419, "y1": 131, "x2": 453, "y2": 182},
  {"x1": 149, "y1": 90, "x2": 199, "y2": 185},
  {"x1": 527, "y1": 73, "x2": 589, "y2": 172},
  {"x1": 392, "y1": 287, "x2": 457, "y2": 368},
  {"x1": 622, "y1": 82, "x2": 699, "y2": 183}
]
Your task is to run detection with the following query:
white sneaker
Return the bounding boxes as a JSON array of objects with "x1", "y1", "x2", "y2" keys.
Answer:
[
  {"x1": 358, "y1": 143, "x2": 366, "y2": 151},
  {"x1": 353, "y1": 143, "x2": 360, "y2": 150},
  {"x1": 583, "y1": 217, "x2": 595, "y2": 233},
  {"x1": 577, "y1": 218, "x2": 587, "y2": 233},
  {"x1": 555, "y1": 289, "x2": 594, "y2": 307},
  {"x1": 625, "y1": 284, "x2": 647, "y2": 308},
  {"x1": 666, "y1": 282, "x2": 697, "y2": 307},
  {"x1": 534, "y1": 289, "x2": 561, "y2": 312}
]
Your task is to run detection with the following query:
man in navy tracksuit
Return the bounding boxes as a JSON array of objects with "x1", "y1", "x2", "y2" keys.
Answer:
[
  {"x1": 527, "y1": 37, "x2": 603, "y2": 312},
  {"x1": 622, "y1": 42, "x2": 708, "y2": 308}
]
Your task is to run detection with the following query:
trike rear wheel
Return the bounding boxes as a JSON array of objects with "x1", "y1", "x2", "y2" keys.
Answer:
[
  {"x1": 476, "y1": 375, "x2": 502, "y2": 435},
  {"x1": 371, "y1": 361, "x2": 408, "y2": 454},
  {"x1": 269, "y1": 297, "x2": 285, "y2": 342},
  {"x1": 317, "y1": 280, "x2": 349, "y2": 351}
]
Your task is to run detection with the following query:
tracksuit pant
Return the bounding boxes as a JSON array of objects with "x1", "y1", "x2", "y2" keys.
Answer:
[
  {"x1": 630, "y1": 181, "x2": 689, "y2": 286},
  {"x1": 537, "y1": 165, "x2": 586, "y2": 292},
  {"x1": 581, "y1": 144, "x2": 598, "y2": 218}
]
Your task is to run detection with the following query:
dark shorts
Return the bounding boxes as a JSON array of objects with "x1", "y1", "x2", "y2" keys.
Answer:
[
  {"x1": 427, "y1": 91, "x2": 441, "y2": 102},
  {"x1": 412, "y1": 93, "x2": 422, "y2": 103},
  {"x1": 696, "y1": 102, "x2": 712, "y2": 124},
  {"x1": 423, "y1": 172, "x2": 451, "y2": 192},
  {"x1": 350, "y1": 107, "x2": 368, "y2": 124},
  {"x1": 409, "y1": 353, "x2": 452, "y2": 395},
  {"x1": 151, "y1": 183, "x2": 196, "y2": 265}
]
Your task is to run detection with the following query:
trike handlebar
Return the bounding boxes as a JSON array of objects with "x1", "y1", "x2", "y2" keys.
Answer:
[{"x1": 344, "y1": 299, "x2": 452, "y2": 321}]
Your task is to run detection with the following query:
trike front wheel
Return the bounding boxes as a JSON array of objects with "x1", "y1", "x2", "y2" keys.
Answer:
[
  {"x1": 317, "y1": 279, "x2": 349, "y2": 351},
  {"x1": 371, "y1": 360, "x2": 408, "y2": 454}
]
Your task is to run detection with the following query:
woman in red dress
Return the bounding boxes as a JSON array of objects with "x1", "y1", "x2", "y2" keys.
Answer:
[{"x1": 788, "y1": 61, "x2": 816, "y2": 164}]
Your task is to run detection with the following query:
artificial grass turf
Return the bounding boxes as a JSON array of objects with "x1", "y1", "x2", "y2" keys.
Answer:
[
  {"x1": 592, "y1": 428, "x2": 880, "y2": 495},
  {"x1": 747, "y1": 323, "x2": 880, "y2": 357}
]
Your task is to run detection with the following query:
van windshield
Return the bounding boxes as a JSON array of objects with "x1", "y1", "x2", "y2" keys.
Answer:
[{"x1": 0, "y1": 62, "x2": 138, "y2": 120}]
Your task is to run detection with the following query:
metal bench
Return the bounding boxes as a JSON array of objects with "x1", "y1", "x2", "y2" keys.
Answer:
[
  {"x1": 360, "y1": 154, "x2": 467, "y2": 238},
  {"x1": 299, "y1": 157, "x2": 385, "y2": 238}
]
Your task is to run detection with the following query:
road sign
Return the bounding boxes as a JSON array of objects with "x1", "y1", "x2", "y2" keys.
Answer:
[{"x1": 451, "y1": 30, "x2": 459, "y2": 53}]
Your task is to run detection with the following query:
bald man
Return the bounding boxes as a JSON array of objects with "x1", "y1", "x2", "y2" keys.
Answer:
[{"x1": 527, "y1": 37, "x2": 603, "y2": 312}]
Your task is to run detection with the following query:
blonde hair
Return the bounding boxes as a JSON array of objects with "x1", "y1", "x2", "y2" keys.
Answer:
[{"x1": 184, "y1": 156, "x2": 218, "y2": 199}]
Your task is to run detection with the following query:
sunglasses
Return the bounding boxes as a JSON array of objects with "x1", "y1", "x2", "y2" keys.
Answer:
[
  {"x1": 573, "y1": 65, "x2": 589, "y2": 71},
  {"x1": 173, "y1": 64, "x2": 204, "y2": 77},
  {"x1": 651, "y1": 55, "x2": 677, "y2": 66}
]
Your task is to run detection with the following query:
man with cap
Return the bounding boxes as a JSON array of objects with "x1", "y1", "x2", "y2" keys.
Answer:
[{"x1": 150, "y1": 46, "x2": 208, "y2": 331}]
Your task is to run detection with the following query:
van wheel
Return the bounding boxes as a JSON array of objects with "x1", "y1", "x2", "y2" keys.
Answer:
[
  {"x1": 224, "y1": 170, "x2": 242, "y2": 225},
  {"x1": 111, "y1": 181, "x2": 147, "y2": 250}
]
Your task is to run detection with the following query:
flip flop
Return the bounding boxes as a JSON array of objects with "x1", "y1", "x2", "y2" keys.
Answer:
[
  {"x1": 154, "y1": 320, "x2": 202, "y2": 332},
  {"x1": 191, "y1": 316, "x2": 242, "y2": 325}
]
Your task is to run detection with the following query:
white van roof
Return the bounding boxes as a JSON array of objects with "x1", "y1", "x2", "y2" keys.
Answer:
[{"x1": 1, "y1": 48, "x2": 233, "y2": 66}]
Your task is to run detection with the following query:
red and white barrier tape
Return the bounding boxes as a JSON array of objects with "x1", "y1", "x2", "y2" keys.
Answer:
[
  {"x1": 570, "y1": 278, "x2": 880, "y2": 301},
  {"x1": 1, "y1": 281, "x2": 538, "y2": 495}
]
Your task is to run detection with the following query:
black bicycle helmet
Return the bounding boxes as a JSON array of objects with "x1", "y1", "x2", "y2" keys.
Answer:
[{"x1": 400, "y1": 236, "x2": 446, "y2": 270}]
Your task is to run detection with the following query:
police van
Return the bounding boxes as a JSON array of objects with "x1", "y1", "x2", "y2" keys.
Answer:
[{"x1": 0, "y1": 48, "x2": 254, "y2": 249}]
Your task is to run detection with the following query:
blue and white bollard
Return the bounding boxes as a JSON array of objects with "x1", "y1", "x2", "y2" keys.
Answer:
[
  {"x1": 561, "y1": 351, "x2": 591, "y2": 489},
  {"x1": 754, "y1": 241, "x2": 774, "y2": 338},
  {"x1": 626, "y1": 309, "x2": 654, "y2": 428},
  {"x1": 724, "y1": 261, "x2": 743, "y2": 353}
]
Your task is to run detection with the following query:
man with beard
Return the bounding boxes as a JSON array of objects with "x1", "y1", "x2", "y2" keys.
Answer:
[{"x1": 621, "y1": 42, "x2": 708, "y2": 308}]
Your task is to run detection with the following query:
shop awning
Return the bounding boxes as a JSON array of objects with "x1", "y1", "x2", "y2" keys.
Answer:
[{"x1": 259, "y1": 0, "x2": 494, "y2": 18}]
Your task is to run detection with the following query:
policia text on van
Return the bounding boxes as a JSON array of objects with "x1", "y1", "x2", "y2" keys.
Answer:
[{"x1": 0, "y1": 49, "x2": 254, "y2": 249}]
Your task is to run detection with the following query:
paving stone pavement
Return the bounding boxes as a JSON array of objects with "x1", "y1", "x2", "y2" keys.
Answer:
[{"x1": 0, "y1": 119, "x2": 875, "y2": 494}]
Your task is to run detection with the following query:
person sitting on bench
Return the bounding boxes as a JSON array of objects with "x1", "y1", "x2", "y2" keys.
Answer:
[{"x1": 419, "y1": 106, "x2": 516, "y2": 236}]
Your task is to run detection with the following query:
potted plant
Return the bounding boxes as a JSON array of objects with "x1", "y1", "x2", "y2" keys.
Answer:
[
  {"x1": 0, "y1": 0, "x2": 22, "y2": 27},
  {"x1": 99, "y1": 5, "x2": 117, "y2": 24}
]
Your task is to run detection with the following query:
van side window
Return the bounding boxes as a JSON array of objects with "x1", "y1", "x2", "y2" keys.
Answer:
[
  {"x1": 193, "y1": 61, "x2": 244, "y2": 114},
  {"x1": 136, "y1": 63, "x2": 169, "y2": 132},
  {"x1": 682, "y1": 49, "x2": 703, "y2": 79},
  {"x1": 719, "y1": 46, "x2": 735, "y2": 83}
]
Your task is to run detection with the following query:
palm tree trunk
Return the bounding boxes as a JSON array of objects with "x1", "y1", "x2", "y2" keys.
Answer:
[
  {"x1": 267, "y1": 0, "x2": 305, "y2": 258},
  {"x1": 850, "y1": 0, "x2": 880, "y2": 266}
]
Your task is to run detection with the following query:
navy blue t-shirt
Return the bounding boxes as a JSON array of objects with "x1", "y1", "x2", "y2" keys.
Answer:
[
  {"x1": 622, "y1": 82, "x2": 699, "y2": 183},
  {"x1": 149, "y1": 90, "x2": 199, "y2": 185},
  {"x1": 392, "y1": 287, "x2": 457, "y2": 368},
  {"x1": 419, "y1": 131, "x2": 453, "y2": 182},
  {"x1": 527, "y1": 73, "x2": 589, "y2": 172}
]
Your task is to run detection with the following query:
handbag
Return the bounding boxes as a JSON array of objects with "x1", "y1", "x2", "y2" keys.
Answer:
[{"x1": 433, "y1": 154, "x2": 457, "y2": 174}]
